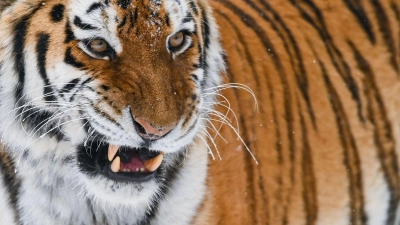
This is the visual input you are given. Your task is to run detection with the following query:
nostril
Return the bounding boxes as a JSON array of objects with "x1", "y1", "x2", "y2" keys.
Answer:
[
  {"x1": 134, "y1": 117, "x2": 176, "y2": 140},
  {"x1": 134, "y1": 120, "x2": 147, "y2": 136}
]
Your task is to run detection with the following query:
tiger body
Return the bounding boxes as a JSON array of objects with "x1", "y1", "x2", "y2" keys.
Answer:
[
  {"x1": 195, "y1": 1, "x2": 400, "y2": 225},
  {"x1": 0, "y1": 0, "x2": 400, "y2": 225}
]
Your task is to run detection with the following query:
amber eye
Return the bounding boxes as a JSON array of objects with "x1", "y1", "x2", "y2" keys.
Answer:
[
  {"x1": 169, "y1": 32, "x2": 185, "y2": 48},
  {"x1": 90, "y1": 39, "x2": 108, "y2": 53}
]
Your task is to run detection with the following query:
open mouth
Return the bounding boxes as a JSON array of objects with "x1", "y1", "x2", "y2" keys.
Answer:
[{"x1": 78, "y1": 141, "x2": 165, "y2": 182}]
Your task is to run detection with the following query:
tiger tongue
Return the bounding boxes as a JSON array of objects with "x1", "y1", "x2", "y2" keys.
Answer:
[
  {"x1": 119, "y1": 151, "x2": 164, "y2": 173},
  {"x1": 107, "y1": 145, "x2": 164, "y2": 173}
]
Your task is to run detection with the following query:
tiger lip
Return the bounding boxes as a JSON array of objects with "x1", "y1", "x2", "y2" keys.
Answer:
[{"x1": 108, "y1": 144, "x2": 164, "y2": 173}]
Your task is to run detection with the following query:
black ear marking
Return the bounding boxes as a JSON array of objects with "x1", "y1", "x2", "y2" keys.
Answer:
[
  {"x1": 118, "y1": 0, "x2": 132, "y2": 9},
  {"x1": 51, "y1": 4, "x2": 65, "y2": 22}
]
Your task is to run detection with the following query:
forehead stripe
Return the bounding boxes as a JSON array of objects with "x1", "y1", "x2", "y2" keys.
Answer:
[
  {"x1": 188, "y1": 1, "x2": 198, "y2": 15},
  {"x1": 182, "y1": 11, "x2": 194, "y2": 23}
]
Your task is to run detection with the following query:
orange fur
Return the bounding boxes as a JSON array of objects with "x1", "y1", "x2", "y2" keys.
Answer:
[{"x1": 196, "y1": 0, "x2": 400, "y2": 224}]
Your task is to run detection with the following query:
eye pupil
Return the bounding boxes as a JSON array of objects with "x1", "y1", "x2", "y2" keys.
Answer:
[
  {"x1": 169, "y1": 32, "x2": 184, "y2": 48},
  {"x1": 90, "y1": 39, "x2": 108, "y2": 53}
]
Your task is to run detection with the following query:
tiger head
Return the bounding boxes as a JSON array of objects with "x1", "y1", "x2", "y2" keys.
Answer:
[{"x1": 0, "y1": 0, "x2": 223, "y2": 209}]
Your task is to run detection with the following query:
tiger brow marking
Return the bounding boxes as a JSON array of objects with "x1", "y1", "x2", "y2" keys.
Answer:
[
  {"x1": 73, "y1": 16, "x2": 99, "y2": 30},
  {"x1": 87, "y1": 2, "x2": 103, "y2": 13}
]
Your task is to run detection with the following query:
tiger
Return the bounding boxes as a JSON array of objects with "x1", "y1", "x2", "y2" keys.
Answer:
[
  {"x1": 0, "y1": 0, "x2": 224, "y2": 224},
  {"x1": 0, "y1": 0, "x2": 400, "y2": 225}
]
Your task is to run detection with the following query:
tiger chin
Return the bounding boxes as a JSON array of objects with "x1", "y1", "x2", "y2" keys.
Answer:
[{"x1": 0, "y1": 0, "x2": 224, "y2": 224}]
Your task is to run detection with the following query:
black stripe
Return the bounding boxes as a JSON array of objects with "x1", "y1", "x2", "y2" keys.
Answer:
[
  {"x1": 36, "y1": 33, "x2": 57, "y2": 102},
  {"x1": 64, "y1": 21, "x2": 75, "y2": 43},
  {"x1": 64, "y1": 48, "x2": 85, "y2": 68},
  {"x1": 217, "y1": 2, "x2": 296, "y2": 223},
  {"x1": 199, "y1": 7, "x2": 210, "y2": 89},
  {"x1": 73, "y1": 16, "x2": 98, "y2": 30},
  {"x1": 370, "y1": 0, "x2": 399, "y2": 73},
  {"x1": 165, "y1": 15, "x2": 170, "y2": 27},
  {"x1": 201, "y1": 9, "x2": 210, "y2": 49},
  {"x1": 17, "y1": 103, "x2": 65, "y2": 141},
  {"x1": 316, "y1": 52, "x2": 367, "y2": 225},
  {"x1": 118, "y1": 0, "x2": 131, "y2": 9},
  {"x1": 132, "y1": 8, "x2": 138, "y2": 26},
  {"x1": 214, "y1": 10, "x2": 268, "y2": 127},
  {"x1": 343, "y1": 0, "x2": 376, "y2": 44},
  {"x1": 249, "y1": 0, "x2": 316, "y2": 127},
  {"x1": 13, "y1": 16, "x2": 30, "y2": 103},
  {"x1": 50, "y1": 4, "x2": 65, "y2": 23},
  {"x1": 188, "y1": 0, "x2": 198, "y2": 15},
  {"x1": 87, "y1": 3, "x2": 103, "y2": 13},
  {"x1": 299, "y1": 103, "x2": 317, "y2": 225},
  {"x1": 117, "y1": 15, "x2": 128, "y2": 29},
  {"x1": 182, "y1": 12, "x2": 194, "y2": 23},
  {"x1": 0, "y1": 150, "x2": 21, "y2": 224},
  {"x1": 60, "y1": 78, "x2": 81, "y2": 94},
  {"x1": 70, "y1": 78, "x2": 93, "y2": 102},
  {"x1": 349, "y1": 42, "x2": 400, "y2": 225},
  {"x1": 290, "y1": 0, "x2": 364, "y2": 122}
]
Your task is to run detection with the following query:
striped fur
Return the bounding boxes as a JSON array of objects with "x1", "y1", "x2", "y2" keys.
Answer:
[
  {"x1": 1, "y1": 0, "x2": 400, "y2": 224},
  {"x1": 194, "y1": 1, "x2": 400, "y2": 225},
  {"x1": 0, "y1": 0, "x2": 224, "y2": 224}
]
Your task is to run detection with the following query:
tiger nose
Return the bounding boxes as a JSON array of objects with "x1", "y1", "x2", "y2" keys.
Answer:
[{"x1": 134, "y1": 117, "x2": 176, "y2": 141}]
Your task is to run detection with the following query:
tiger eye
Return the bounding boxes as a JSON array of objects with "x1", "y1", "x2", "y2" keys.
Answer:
[
  {"x1": 90, "y1": 39, "x2": 108, "y2": 53},
  {"x1": 169, "y1": 32, "x2": 184, "y2": 48}
]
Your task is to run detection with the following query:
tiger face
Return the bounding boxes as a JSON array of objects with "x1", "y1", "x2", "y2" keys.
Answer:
[{"x1": 0, "y1": 0, "x2": 223, "y2": 216}]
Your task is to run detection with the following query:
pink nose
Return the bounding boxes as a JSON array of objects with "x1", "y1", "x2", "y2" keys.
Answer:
[{"x1": 134, "y1": 117, "x2": 176, "y2": 140}]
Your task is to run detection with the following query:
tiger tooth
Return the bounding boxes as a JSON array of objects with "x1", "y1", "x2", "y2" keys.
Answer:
[
  {"x1": 140, "y1": 168, "x2": 145, "y2": 172},
  {"x1": 111, "y1": 156, "x2": 120, "y2": 173},
  {"x1": 108, "y1": 145, "x2": 119, "y2": 161},
  {"x1": 143, "y1": 154, "x2": 164, "y2": 172}
]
